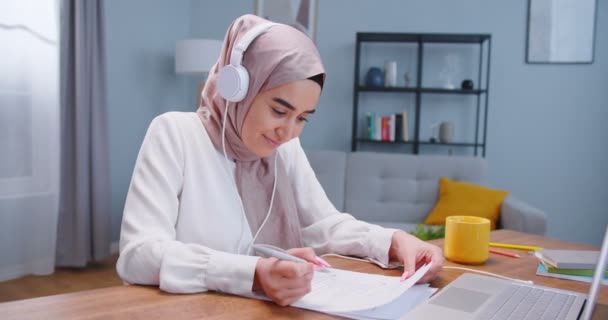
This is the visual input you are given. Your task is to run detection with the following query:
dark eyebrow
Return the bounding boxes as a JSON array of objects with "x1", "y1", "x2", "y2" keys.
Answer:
[{"x1": 272, "y1": 97, "x2": 316, "y2": 114}]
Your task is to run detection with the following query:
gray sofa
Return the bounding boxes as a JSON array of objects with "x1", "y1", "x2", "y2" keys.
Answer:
[{"x1": 305, "y1": 150, "x2": 547, "y2": 236}]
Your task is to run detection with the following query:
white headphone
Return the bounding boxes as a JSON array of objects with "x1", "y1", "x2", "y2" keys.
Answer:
[
  {"x1": 217, "y1": 22, "x2": 277, "y2": 102},
  {"x1": 215, "y1": 22, "x2": 279, "y2": 255}
]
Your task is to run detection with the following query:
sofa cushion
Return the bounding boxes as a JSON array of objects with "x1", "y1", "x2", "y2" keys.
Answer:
[
  {"x1": 424, "y1": 177, "x2": 508, "y2": 229},
  {"x1": 304, "y1": 149, "x2": 547, "y2": 235},
  {"x1": 305, "y1": 150, "x2": 347, "y2": 211},
  {"x1": 344, "y1": 152, "x2": 487, "y2": 224}
]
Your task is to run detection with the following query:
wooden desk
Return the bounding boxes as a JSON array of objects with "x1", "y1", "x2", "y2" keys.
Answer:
[{"x1": 0, "y1": 230, "x2": 605, "y2": 319}]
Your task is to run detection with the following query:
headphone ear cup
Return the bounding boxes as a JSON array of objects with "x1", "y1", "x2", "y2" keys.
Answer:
[{"x1": 217, "y1": 64, "x2": 249, "y2": 102}]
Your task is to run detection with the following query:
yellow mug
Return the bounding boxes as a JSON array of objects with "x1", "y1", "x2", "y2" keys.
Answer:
[{"x1": 444, "y1": 216, "x2": 490, "y2": 264}]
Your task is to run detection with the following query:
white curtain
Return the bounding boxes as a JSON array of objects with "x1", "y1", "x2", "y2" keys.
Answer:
[{"x1": 0, "y1": 0, "x2": 60, "y2": 281}]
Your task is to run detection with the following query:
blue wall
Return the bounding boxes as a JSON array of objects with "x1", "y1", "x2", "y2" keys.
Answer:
[
  {"x1": 306, "y1": 0, "x2": 608, "y2": 246},
  {"x1": 304, "y1": 0, "x2": 608, "y2": 246},
  {"x1": 105, "y1": 0, "x2": 192, "y2": 241},
  {"x1": 105, "y1": 0, "x2": 608, "y2": 245}
]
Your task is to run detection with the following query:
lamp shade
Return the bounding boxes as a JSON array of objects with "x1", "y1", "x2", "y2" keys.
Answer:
[{"x1": 175, "y1": 39, "x2": 223, "y2": 75}]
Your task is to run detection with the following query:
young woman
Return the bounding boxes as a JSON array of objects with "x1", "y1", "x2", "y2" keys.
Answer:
[{"x1": 117, "y1": 14, "x2": 443, "y2": 306}]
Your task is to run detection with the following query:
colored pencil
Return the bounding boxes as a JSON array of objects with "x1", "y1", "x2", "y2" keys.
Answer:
[
  {"x1": 489, "y1": 242, "x2": 543, "y2": 251},
  {"x1": 489, "y1": 248, "x2": 521, "y2": 258}
]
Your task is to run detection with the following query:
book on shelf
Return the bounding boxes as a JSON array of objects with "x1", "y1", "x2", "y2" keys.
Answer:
[
  {"x1": 365, "y1": 113, "x2": 382, "y2": 140},
  {"x1": 365, "y1": 112, "x2": 409, "y2": 142},
  {"x1": 535, "y1": 249, "x2": 601, "y2": 269},
  {"x1": 374, "y1": 115, "x2": 381, "y2": 140},
  {"x1": 389, "y1": 114, "x2": 395, "y2": 142},
  {"x1": 401, "y1": 111, "x2": 409, "y2": 141},
  {"x1": 395, "y1": 113, "x2": 403, "y2": 141},
  {"x1": 381, "y1": 116, "x2": 390, "y2": 141},
  {"x1": 366, "y1": 112, "x2": 374, "y2": 140},
  {"x1": 536, "y1": 263, "x2": 608, "y2": 285}
]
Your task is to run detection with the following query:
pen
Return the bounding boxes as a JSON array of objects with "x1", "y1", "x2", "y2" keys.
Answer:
[
  {"x1": 252, "y1": 244, "x2": 331, "y2": 272},
  {"x1": 489, "y1": 248, "x2": 521, "y2": 258},
  {"x1": 489, "y1": 242, "x2": 543, "y2": 251}
]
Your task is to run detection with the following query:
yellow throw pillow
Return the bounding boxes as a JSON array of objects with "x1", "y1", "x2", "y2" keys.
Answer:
[{"x1": 424, "y1": 177, "x2": 508, "y2": 229}]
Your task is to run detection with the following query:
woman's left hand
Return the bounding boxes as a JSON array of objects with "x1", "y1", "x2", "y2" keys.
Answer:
[{"x1": 388, "y1": 230, "x2": 444, "y2": 283}]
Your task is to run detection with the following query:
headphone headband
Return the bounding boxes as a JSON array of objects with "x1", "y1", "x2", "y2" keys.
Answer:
[{"x1": 230, "y1": 22, "x2": 277, "y2": 66}]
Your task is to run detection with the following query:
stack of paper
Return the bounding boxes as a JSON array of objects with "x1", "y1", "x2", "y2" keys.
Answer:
[{"x1": 249, "y1": 263, "x2": 436, "y2": 319}]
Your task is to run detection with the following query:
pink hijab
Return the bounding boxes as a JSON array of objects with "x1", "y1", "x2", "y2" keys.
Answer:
[{"x1": 196, "y1": 14, "x2": 325, "y2": 250}]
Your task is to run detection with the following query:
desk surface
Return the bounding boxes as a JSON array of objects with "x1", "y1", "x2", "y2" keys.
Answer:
[{"x1": 0, "y1": 230, "x2": 606, "y2": 319}]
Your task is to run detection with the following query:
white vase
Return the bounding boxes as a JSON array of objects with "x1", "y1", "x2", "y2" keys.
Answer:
[
  {"x1": 439, "y1": 121, "x2": 454, "y2": 143},
  {"x1": 384, "y1": 61, "x2": 397, "y2": 87}
]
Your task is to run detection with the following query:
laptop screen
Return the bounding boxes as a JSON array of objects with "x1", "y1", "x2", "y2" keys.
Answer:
[{"x1": 581, "y1": 225, "x2": 608, "y2": 320}]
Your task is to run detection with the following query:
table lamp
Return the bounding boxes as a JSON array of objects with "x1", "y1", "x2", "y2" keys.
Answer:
[{"x1": 175, "y1": 39, "x2": 223, "y2": 105}]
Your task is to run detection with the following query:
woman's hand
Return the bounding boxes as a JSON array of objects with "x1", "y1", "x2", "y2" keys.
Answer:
[
  {"x1": 252, "y1": 257, "x2": 313, "y2": 306},
  {"x1": 388, "y1": 231, "x2": 444, "y2": 283},
  {"x1": 252, "y1": 247, "x2": 330, "y2": 306},
  {"x1": 286, "y1": 247, "x2": 332, "y2": 271}
]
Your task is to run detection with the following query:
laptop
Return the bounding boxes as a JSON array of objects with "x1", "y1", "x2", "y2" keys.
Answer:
[{"x1": 402, "y1": 225, "x2": 608, "y2": 320}]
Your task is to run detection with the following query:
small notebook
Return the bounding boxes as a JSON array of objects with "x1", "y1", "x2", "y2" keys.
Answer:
[
  {"x1": 536, "y1": 263, "x2": 608, "y2": 285},
  {"x1": 535, "y1": 249, "x2": 600, "y2": 269},
  {"x1": 545, "y1": 265, "x2": 608, "y2": 277}
]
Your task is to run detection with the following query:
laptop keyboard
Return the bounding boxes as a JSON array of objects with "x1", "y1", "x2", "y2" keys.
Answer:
[{"x1": 475, "y1": 283, "x2": 577, "y2": 320}]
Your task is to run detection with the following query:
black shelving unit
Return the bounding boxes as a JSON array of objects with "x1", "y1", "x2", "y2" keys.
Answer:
[{"x1": 351, "y1": 32, "x2": 492, "y2": 157}]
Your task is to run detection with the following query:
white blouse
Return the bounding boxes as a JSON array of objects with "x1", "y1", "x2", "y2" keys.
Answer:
[{"x1": 117, "y1": 112, "x2": 397, "y2": 296}]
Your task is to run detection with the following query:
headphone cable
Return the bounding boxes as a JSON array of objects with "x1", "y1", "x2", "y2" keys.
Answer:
[
  {"x1": 221, "y1": 101, "x2": 247, "y2": 254},
  {"x1": 247, "y1": 155, "x2": 278, "y2": 255},
  {"x1": 319, "y1": 253, "x2": 534, "y2": 285},
  {"x1": 221, "y1": 100, "x2": 278, "y2": 256}
]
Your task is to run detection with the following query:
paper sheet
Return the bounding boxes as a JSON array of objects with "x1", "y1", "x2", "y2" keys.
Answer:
[
  {"x1": 293, "y1": 263, "x2": 433, "y2": 314},
  {"x1": 330, "y1": 285, "x2": 437, "y2": 320},
  {"x1": 247, "y1": 263, "x2": 435, "y2": 319}
]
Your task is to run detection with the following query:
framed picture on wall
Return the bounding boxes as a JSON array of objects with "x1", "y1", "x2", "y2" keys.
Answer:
[
  {"x1": 526, "y1": 0, "x2": 597, "y2": 64},
  {"x1": 255, "y1": 0, "x2": 318, "y2": 42}
]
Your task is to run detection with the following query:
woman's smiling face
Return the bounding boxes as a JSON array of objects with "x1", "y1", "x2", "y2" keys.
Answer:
[{"x1": 241, "y1": 79, "x2": 321, "y2": 157}]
